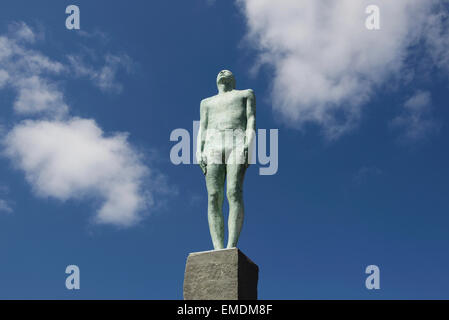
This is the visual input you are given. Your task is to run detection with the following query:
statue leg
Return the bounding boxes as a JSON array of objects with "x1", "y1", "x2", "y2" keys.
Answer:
[
  {"x1": 205, "y1": 164, "x2": 226, "y2": 250},
  {"x1": 225, "y1": 163, "x2": 246, "y2": 248}
]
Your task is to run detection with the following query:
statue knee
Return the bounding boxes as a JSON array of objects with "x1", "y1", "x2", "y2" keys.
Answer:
[
  {"x1": 226, "y1": 186, "x2": 242, "y2": 203},
  {"x1": 208, "y1": 190, "x2": 221, "y2": 206}
]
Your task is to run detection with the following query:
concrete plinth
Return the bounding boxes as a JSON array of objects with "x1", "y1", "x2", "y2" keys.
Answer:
[{"x1": 183, "y1": 248, "x2": 259, "y2": 300}]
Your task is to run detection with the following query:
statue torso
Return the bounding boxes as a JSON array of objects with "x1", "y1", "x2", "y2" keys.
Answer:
[{"x1": 203, "y1": 90, "x2": 248, "y2": 132}]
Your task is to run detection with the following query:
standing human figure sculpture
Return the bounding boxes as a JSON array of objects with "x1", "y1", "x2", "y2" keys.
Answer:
[{"x1": 196, "y1": 70, "x2": 256, "y2": 250}]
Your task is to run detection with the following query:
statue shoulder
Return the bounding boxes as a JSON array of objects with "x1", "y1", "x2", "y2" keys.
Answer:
[
  {"x1": 201, "y1": 95, "x2": 217, "y2": 106},
  {"x1": 200, "y1": 97, "x2": 211, "y2": 109},
  {"x1": 242, "y1": 88, "x2": 255, "y2": 98}
]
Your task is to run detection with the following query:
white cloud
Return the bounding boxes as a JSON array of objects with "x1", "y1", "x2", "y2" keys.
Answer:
[
  {"x1": 1, "y1": 23, "x2": 128, "y2": 116},
  {"x1": 77, "y1": 29, "x2": 109, "y2": 42},
  {"x1": 0, "y1": 199, "x2": 12, "y2": 213},
  {"x1": 0, "y1": 30, "x2": 63, "y2": 76},
  {"x1": 0, "y1": 70, "x2": 8, "y2": 88},
  {"x1": 0, "y1": 184, "x2": 12, "y2": 214},
  {"x1": 391, "y1": 91, "x2": 438, "y2": 142},
  {"x1": 3, "y1": 118, "x2": 150, "y2": 226},
  {"x1": 0, "y1": 22, "x2": 163, "y2": 226},
  {"x1": 0, "y1": 24, "x2": 66, "y2": 117},
  {"x1": 13, "y1": 76, "x2": 69, "y2": 117},
  {"x1": 424, "y1": 5, "x2": 449, "y2": 73},
  {"x1": 237, "y1": 0, "x2": 446, "y2": 139},
  {"x1": 68, "y1": 53, "x2": 132, "y2": 93},
  {"x1": 9, "y1": 21, "x2": 36, "y2": 43}
]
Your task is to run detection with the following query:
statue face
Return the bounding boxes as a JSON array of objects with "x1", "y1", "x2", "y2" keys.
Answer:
[{"x1": 216, "y1": 70, "x2": 236, "y2": 89}]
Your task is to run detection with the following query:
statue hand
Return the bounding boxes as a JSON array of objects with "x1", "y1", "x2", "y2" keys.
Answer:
[
  {"x1": 199, "y1": 160, "x2": 207, "y2": 175},
  {"x1": 197, "y1": 152, "x2": 207, "y2": 175},
  {"x1": 244, "y1": 147, "x2": 250, "y2": 169}
]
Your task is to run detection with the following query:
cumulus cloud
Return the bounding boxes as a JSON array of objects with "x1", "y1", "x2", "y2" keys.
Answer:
[
  {"x1": 0, "y1": 184, "x2": 12, "y2": 214},
  {"x1": 3, "y1": 118, "x2": 149, "y2": 225},
  {"x1": 8, "y1": 21, "x2": 36, "y2": 43},
  {"x1": 424, "y1": 4, "x2": 449, "y2": 73},
  {"x1": 0, "y1": 70, "x2": 8, "y2": 88},
  {"x1": 237, "y1": 0, "x2": 446, "y2": 139},
  {"x1": 68, "y1": 53, "x2": 133, "y2": 93},
  {"x1": 0, "y1": 24, "x2": 66, "y2": 117},
  {"x1": 77, "y1": 29, "x2": 109, "y2": 42},
  {"x1": 0, "y1": 199, "x2": 12, "y2": 213},
  {"x1": 391, "y1": 91, "x2": 438, "y2": 142},
  {"x1": 1, "y1": 21, "x2": 129, "y2": 104},
  {"x1": 13, "y1": 76, "x2": 69, "y2": 117},
  {"x1": 0, "y1": 31, "x2": 63, "y2": 76},
  {"x1": 0, "y1": 22, "x2": 162, "y2": 226}
]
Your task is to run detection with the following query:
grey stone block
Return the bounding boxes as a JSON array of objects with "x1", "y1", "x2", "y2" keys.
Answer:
[{"x1": 183, "y1": 248, "x2": 259, "y2": 300}]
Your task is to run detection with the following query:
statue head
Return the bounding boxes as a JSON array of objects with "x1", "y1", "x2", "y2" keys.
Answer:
[{"x1": 216, "y1": 70, "x2": 236, "y2": 92}]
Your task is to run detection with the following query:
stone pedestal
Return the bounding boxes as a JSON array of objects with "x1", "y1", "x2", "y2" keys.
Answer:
[{"x1": 183, "y1": 248, "x2": 259, "y2": 300}]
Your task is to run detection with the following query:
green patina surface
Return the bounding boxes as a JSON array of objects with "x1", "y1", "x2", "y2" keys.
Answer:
[{"x1": 196, "y1": 70, "x2": 256, "y2": 250}]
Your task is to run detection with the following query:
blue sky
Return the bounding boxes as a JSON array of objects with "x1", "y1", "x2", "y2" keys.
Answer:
[{"x1": 0, "y1": 0, "x2": 449, "y2": 299}]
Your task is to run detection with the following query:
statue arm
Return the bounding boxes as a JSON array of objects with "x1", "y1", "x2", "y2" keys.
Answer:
[
  {"x1": 245, "y1": 89, "x2": 256, "y2": 165},
  {"x1": 197, "y1": 100, "x2": 208, "y2": 174}
]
